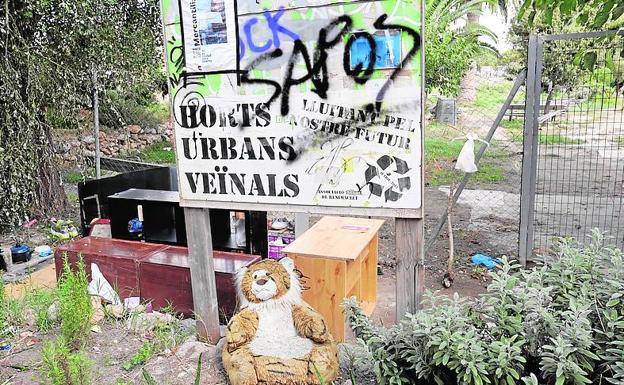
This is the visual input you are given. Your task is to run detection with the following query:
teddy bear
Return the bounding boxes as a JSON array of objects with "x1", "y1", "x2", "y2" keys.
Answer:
[{"x1": 222, "y1": 257, "x2": 339, "y2": 385}]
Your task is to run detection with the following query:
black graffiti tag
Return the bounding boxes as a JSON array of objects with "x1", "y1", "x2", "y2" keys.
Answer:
[{"x1": 241, "y1": 13, "x2": 421, "y2": 117}]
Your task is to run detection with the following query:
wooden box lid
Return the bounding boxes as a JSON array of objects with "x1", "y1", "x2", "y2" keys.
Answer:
[{"x1": 282, "y1": 216, "x2": 384, "y2": 261}]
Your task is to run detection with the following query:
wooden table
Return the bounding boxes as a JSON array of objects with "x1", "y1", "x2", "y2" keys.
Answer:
[{"x1": 283, "y1": 216, "x2": 384, "y2": 341}]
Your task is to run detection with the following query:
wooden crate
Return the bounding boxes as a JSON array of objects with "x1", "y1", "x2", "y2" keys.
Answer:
[{"x1": 283, "y1": 216, "x2": 384, "y2": 342}]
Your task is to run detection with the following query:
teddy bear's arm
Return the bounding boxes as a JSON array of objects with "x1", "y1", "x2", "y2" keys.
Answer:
[
  {"x1": 292, "y1": 303, "x2": 331, "y2": 343},
  {"x1": 225, "y1": 308, "x2": 259, "y2": 352}
]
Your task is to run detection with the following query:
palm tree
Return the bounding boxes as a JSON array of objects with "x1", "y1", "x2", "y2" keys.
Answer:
[
  {"x1": 425, "y1": 0, "x2": 500, "y2": 97},
  {"x1": 458, "y1": 0, "x2": 511, "y2": 102}
]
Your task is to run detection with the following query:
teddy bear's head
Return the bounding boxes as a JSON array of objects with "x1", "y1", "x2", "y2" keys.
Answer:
[{"x1": 236, "y1": 257, "x2": 300, "y2": 306}]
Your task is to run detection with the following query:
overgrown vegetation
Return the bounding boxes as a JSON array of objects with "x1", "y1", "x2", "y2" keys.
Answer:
[
  {"x1": 58, "y1": 257, "x2": 93, "y2": 350},
  {"x1": 0, "y1": 0, "x2": 162, "y2": 230},
  {"x1": 345, "y1": 230, "x2": 624, "y2": 385},
  {"x1": 35, "y1": 257, "x2": 94, "y2": 385}
]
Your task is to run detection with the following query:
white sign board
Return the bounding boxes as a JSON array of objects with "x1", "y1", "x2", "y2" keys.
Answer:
[{"x1": 163, "y1": 0, "x2": 424, "y2": 216}]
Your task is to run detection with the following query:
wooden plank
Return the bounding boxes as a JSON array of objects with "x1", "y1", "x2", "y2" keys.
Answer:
[
  {"x1": 283, "y1": 216, "x2": 384, "y2": 261},
  {"x1": 180, "y1": 198, "x2": 423, "y2": 219},
  {"x1": 345, "y1": 258, "x2": 362, "y2": 295},
  {"x1": 362, "y1": 235, "x2": 378, "y2": 306},
  {"x1": 396, "y1": 218, "x2": 424, "y2": 321},
  {"x1": 183, "y1": 207, "x2": 220, "y2": 343},
  {"x1": 292, "y1": 254, "x2": 347, "y2": 342}
]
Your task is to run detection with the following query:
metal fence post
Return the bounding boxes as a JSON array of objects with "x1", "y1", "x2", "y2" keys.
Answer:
[
  {"x1": 519, "y1": 34, "x2": 544, "y2": 265},
  {"x1": 92, "y1": 67, "x2": 101, "y2": 179}
]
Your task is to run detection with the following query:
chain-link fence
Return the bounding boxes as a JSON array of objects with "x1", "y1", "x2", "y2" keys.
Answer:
[
  {"x1": 424, "y1": 68, "x2": 527, "y2": 277},
  {"x1": 53, "y1": 68, "x2": 173, "y2": 180},
  {"x1": 525, "y1": 32, "x2": 624, "y2": 253}
]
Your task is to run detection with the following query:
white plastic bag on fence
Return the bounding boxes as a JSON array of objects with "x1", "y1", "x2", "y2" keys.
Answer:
[
  {"x1": 455, "y1": 133, "x2": 488, "y2": 173},
  {"x1": 88, "y1": 263, "x2": 121, "y2": 305}
]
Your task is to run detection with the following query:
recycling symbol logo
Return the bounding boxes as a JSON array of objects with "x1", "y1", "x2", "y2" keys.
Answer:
[{"x1": 358, "y1": 155, "x2": 411, "y2": 202}]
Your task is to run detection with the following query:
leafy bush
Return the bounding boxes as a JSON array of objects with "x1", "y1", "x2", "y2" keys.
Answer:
[
  {"x1": 345, "y1": 230, "x2": 624, "y2": 385},
  {"x1": 43, "y1": 338, "x2": 92, "y2": 385},
  {"x1": 58, "y1": 256, "x2": 93, "y2": 350}
]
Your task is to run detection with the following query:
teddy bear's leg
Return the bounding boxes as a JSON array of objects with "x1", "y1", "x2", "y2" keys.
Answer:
[
  {"x1": 223, "y1": 346, "x2": 259, "y2": 385},
  {"x1": 307, "y1": 342, "x2": 339, "y2": 384}
]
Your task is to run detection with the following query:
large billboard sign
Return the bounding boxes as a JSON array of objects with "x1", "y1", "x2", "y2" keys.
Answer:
[{"x1": 161, "y1": 0, "x2": 424, "y2": 216}]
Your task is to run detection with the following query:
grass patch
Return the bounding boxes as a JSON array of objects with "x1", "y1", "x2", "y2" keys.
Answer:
[
  {"x1": 24, "y1": 288, "x2": 57, "y2": 332},
  {"x1": 425, "y1": 138, "x2": 465, "y2": 163},
  {"x1": 539, "y1": 134, "x2": 585, "y2": 145},
  {"x1": 428, "y1": 163, "x2": 505, "y2": 187},
  {"x1": 500, "y1": 119, "x2": 524, "y2": 142},
  {"x1": 472, "y1": 80, "x2": 528, "y2": 111},
  {"x1": 424, "y1": 137, "x2": 506, "y2": 187},
  {"x1": 62, "y1": 170, "x2": 84, "y2": 184},
  {"x1": 127, "y1": 141, "x2": 176, "y2": 164}
]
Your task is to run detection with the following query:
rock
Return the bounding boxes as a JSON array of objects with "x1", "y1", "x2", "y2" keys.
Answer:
[
  {"x1": 106, "y1": 304, "x2": 125, "y2": 319},
  {"x1": 47, "y1": 302, "x2": 59, "y2": 324},
  {"x1": 23, "y1": 309, "x2": 36, "y2": 328},
  {"x1": 126, "y1": 313, "x2": 160, "y2": 335},
  {"x1": 175, "y1": 341, "x2": 217, "y2": 367},
  {"x1": 82, "y1": 135, "x2": 96, "y2": 144},
  {"x1": 180, "y1": 318, "x2": 196, "y2": 332},
  {"x1": 127, "y1": 125, "x2": 142, "y2": 134},
  {"x1": 129, "y1": 304, "x2": 146, "y2": 315},
  {"x1": 342, "y1": 380, "x2": 353, "y2": 385},
  {"x1": 91, "y1": 296, "x2": 104, "y2": 324}
]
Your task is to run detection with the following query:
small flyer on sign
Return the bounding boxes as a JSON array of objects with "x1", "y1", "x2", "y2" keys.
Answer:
[{"x1": 181, "y1": 0, "x2": 237, "y2": 73}]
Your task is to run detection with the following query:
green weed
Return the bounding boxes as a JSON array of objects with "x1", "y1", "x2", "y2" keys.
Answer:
[
  {"x1": 42, "y1": 338, "x2": 92, "y2": 385},
  {"x1": 58, "y1": 256, "x2": 93, "y2": 349},
  {"x1": 0, "y1": 279, "x2": 25, "y2": 337},
  {"x1": 122, "y1": 342, "x2": 154, "y2": 371}
]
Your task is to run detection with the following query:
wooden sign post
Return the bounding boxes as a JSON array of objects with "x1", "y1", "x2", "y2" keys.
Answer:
[{"x1": 159, "y1": 0, "x2": 426, "y2": 338}]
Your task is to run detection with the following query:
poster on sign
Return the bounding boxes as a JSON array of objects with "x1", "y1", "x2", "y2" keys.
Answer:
[
  {"x1": 181, "y1": 0, "x2": 238, "y2": 73},
  {"x1": 162, "y1": 0, "x2": 424, "y2": 216}
]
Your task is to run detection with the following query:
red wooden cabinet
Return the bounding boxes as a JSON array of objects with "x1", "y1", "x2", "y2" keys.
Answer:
[
  {"x1": 54, "y1": 237, "x2": 260, "y2": 320},
  {"x1": 139, "y1": 246, "x2": 260, "y2": 320}
]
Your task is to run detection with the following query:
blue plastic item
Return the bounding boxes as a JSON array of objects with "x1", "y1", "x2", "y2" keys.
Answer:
[
  {"x1": 471, "y1": 254, "x2": 500, "y2": 269},
  {"x1": 128, "y1": 218, "x2": 143, "y2": 233},
  {"x1": 10, "y1": 244, "x2": 31, "y2": 263},
  {"x1": 10, "y1": 244, "x2": 29, "y2": 254},
  {"x1": 35, "y1": 245, "x2": 53, "y2": 257}
]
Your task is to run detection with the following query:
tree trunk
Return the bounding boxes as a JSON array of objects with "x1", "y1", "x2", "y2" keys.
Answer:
[{"x1": 458, "y1": 9, "x2": 481, "y2": 103}]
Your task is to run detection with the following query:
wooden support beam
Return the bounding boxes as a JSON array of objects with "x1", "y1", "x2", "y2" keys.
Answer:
[
  {"x1": 184, "y1": 207, "x2": 221, "y2": 343},
  {"x1": 395, "y1": 218, "x2": 424, "y2": 321}
]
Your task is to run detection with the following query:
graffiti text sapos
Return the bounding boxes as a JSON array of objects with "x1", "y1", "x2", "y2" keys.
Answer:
[{"x1": 242, "y1": 13, "x2": 421, "y2": 117}]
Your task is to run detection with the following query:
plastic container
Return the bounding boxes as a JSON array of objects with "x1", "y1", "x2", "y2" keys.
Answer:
[{"x1": 11, "y1": 244, "x2": 31, "y2": 263}]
